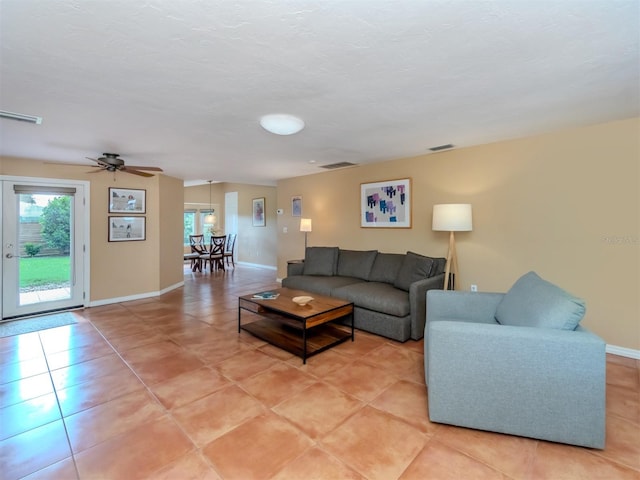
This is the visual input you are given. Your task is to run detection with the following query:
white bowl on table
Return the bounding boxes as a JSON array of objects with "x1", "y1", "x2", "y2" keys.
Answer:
[{"x1": 292, "y1": 296, "x2": 314, "y2": 306}]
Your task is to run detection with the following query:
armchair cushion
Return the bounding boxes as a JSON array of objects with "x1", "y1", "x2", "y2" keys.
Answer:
[
  {"x1": 302, "y1": 247, "x2": 339, "y2": 276},
  {"x1": 394, "y1": 251, "x2": 435, "y2": 291},
  {"x1": 495, "y1": 271, "x2": 586, "y2": 330}
]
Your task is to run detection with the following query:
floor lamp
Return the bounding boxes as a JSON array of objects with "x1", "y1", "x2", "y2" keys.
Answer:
[
  {"x1": 432, "y1": 204, "x2": 473, "y2": 290},
  {"x1": 300, "y1": 218, "x2": 312, "y2": 249}
]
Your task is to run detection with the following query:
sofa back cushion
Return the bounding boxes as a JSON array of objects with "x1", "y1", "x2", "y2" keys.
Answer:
[
  {"x1": 495, "y1": 271, "x2": 586, "y2": 330},
  {"x1": 431, "y1": 257, "x2": 447, "y2": 276},
  {"x1": 369, "y1": 253, "x2": 405, "y2": 284},
  {"x1": 393, "y1": 251, "x2": 435, "y2": 291},
  {"x1": 337, "y1": 249, "x2": 378, "y2": 280},
  {"x1": 303, "y1": 247, "x2": 339, "y2": 276}
]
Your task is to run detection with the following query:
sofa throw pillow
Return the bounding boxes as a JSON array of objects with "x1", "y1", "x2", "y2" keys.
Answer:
[
  {"x1": 337, "y1": 250, "x2": 378, "y2": 280},
  {"x1": 302, "y1": 247, "x2": 339, "y2": 276},
  {"x1": 393, "y1": 251, "x2": 435, "y2": 291},
  {"x1": 369, "y1": 253, "x2": 406, "y2": 284},
  {"x1": 495, "y1": 271, "x2": 586, "y2": 330}
]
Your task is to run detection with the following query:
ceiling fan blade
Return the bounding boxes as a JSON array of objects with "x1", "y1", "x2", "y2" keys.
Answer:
[
  {"x1": 86, "y1": 157, "x2": 111, "y2": 168},
  {"x1": 122, "y1": 168, "x2": 154, "y2": 177},
  {"x1": 125, "y1": 165, "x2": 163, "y2": 171},
  {"x1": 45, "y1": 161, "x2": 91, "y2": 167},
  {"x1": 86, "y1": 168, "x2": 105, "y2": 174}
]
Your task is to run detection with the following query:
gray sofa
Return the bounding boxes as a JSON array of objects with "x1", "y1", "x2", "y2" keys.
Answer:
[
  {"x1": 282, "y1": 246, "x2": 446, "y2": 342},
  {"x1": 425, "y1": 272, "x2": 606, "y2": 449}
]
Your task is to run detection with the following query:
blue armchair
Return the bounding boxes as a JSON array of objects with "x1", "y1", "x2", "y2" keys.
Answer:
[{"x1": 424, "y1": 272, "x2": 606, "y2": 449}]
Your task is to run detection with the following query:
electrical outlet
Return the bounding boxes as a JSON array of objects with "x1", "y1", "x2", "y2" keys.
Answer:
[
  {"x1": 471, "y1": 284, "x2": 478, "y2": 292},
  {"x1": 283, "y1": 227, "x2": 288, "y2": 233}
]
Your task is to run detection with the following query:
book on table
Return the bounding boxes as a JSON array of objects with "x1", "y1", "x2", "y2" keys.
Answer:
[{"x1": 252, "y1": 291, "x2": 280, "y2": 300}]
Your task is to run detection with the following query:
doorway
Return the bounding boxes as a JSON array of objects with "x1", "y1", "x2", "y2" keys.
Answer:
[{"x1": 1, "y1": 177, "x2": 89, "y2": 320}]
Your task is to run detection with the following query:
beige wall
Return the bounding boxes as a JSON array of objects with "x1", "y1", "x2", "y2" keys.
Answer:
[
  {"x1": 184, "y1": 182, "x2": 277, "y2": 268},
  {"x1": 1, "y1": 157, "x2": 184, "y2": 302},
  {"x1": 277, "y1": 118, "x2": 640, "y2": 350},
  {"x1": 159, "y1": 174, "x2": 187, "y2": 290}
]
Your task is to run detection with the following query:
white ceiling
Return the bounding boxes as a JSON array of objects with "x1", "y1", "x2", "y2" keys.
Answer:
[{"x1": 1, "y1": 1, "x2": 638, "y2": 186}]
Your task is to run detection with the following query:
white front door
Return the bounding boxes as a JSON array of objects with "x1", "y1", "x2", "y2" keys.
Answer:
[{"x1": 1, "y1": 178, "x2": 88, "y2": 319}]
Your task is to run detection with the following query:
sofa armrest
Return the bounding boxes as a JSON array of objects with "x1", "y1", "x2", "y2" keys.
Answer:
[
  {"x1": 426, "y1": 320, "x2": 606, "y2": 448},
  {"x1": 286, "y1": 260, "x2": 305, "y2": 276},
  {"x1": 427, "y1": 290, "x2": 504, "y2": 325},
  {"x1": 408, "y1": 273, "x2": 445, "y2": 340}
]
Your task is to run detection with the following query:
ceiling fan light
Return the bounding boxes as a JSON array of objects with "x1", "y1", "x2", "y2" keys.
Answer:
[{"x1": 259, "y1": 114, "x2": 305, "y2": 135}]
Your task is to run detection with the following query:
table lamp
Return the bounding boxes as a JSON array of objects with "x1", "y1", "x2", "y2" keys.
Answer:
[
  {"x1": 432, "y1": 204, "x2": 473, "y2": 290},
  {"x1": 300, "y1": 218, "x2": 312, "y2": 249}
]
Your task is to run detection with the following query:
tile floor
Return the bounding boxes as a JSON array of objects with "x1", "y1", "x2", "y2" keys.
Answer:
[{"x1": 1, "y1": 265, "x2": 638, "y2": 479}]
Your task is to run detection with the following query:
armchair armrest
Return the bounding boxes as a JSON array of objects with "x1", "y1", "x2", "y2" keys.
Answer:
[
  {"x1": 408, "y1": 273, "x2": 445, "y2": 340},
  {"x1": 427, "y1": 290, "x2": 503, "y2": 324}
]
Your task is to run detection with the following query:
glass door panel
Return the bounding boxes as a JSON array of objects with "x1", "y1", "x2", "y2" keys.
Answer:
[{"x1": 2, "y1": 181, "x2": 85, "y2": 319}]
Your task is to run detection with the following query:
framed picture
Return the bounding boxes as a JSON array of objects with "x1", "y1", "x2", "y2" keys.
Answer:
[
  {"x1": 109, "y1": 188, "x2": 146, "y2": 213},
  {"x1": 291, "y1": 195, "x2": 302, "y2": 217},
  {"x1": 360, "y1": 178, "x2": 411, "y2": 228},
  {"x1": 252, "y1": 197, "x2": 265, "y2": 227},
  {"x1": 108, "y1": 216, "x2": 146, "y2": 241}
]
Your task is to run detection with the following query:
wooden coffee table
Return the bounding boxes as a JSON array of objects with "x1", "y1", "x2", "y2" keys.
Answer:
[{"x1": 238, "y1": 287, "x2": 354, "y2": 363}]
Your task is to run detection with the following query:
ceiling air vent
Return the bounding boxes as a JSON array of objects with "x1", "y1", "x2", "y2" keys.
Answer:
[
  {"x1": 429, "y1": 144, "x2": 454, "y2": 152},
  {"x1": 320, "y1": 162, "x2": 358, "y2": 170},
  {"x1": 0, "y1": 110, "x2": 43, "y2": 124}
]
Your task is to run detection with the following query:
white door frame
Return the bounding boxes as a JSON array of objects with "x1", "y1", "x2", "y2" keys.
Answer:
[
  {"x1": 225, "y1": 191, "x2": 238, "y2": 262},
  {"x1": 1, "y1": 175, "x2": 91, "y2": 318}
]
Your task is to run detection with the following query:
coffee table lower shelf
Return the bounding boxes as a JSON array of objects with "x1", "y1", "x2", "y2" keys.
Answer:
[{"x1": 240, "y1": 318, "x2": 351, "y2": 362}]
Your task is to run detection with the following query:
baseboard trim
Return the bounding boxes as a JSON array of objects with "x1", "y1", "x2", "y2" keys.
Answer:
[
  {"x1": 606, "y1": 344, "x2": 640, "y2": 360},
  {"x1": 236, "y1": 261, "x2": 277, "y2": 271},
  {"x1": 88, "y1": 281, "x2": 184, "y2": 307}
]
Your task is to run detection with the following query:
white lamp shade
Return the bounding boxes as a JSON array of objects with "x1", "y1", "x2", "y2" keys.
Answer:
[
  {"x1": 432, "y1": 204, "x2": 473, "y2": 231},
  {"x1": 300, "y1": 218, "x2": 312, "y2": 232}
]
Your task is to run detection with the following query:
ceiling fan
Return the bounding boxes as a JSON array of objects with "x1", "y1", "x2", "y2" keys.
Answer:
[{"x1": 85, "y1": 153, "x2": 163, "y2": 177}]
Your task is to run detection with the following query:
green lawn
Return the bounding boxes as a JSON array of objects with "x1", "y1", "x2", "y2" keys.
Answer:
[{"x1": 19, "y1": 256, "x2": 70, "y2": 288}]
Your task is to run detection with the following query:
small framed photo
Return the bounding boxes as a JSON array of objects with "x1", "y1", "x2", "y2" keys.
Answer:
[
  {"x1": 361, "y1": 178, "x2": 411, "y2": 228},
  {"x1": 291, "y1": 195, "x2": 302, "y2": 217},
  {"x1": 109, "y1": 216, "x2": 146, "y2": 242},
  {"x1": 252, "y1": 197, "x2": 265, "y2": 227},
  {"x1": 109, "y1": 188, "x2": 146, "y2": 213}
]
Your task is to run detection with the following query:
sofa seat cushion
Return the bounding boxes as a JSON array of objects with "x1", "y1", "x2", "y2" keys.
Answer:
[
  {"x1": 337, "y1": 249, "x2": 378, "y2": 280},
  {"x1": 332, "y1": 282, "x2": 410, "y2": 317},
  {"x1": 495, "y1": 271, "x2": 586, "y2": 330},
  {"x1": 281, "y1": 275, "x2": 363, "y2": 297},
  {"x1": 303, "y1": 246, "x2": 339, "y2": 276}
]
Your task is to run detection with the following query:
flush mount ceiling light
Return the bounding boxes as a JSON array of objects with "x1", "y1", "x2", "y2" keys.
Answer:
[
  {"x1": 0, "y1": 110, "x2": 43, "y2": 124},
  {"x1": 259, "y1": 114, "x2": 305, "y2": 135}
]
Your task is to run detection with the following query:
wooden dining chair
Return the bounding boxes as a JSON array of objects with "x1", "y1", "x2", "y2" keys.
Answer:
[
  {"x1": 224, "y1": 233, "x2": 237, "y2": 268},
  {"x1": 200, "y1": 235, "x2": 226, "y2": 272},
  {"x1": 189, "y1": 234, "x2": 207, "y2": 271}
]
